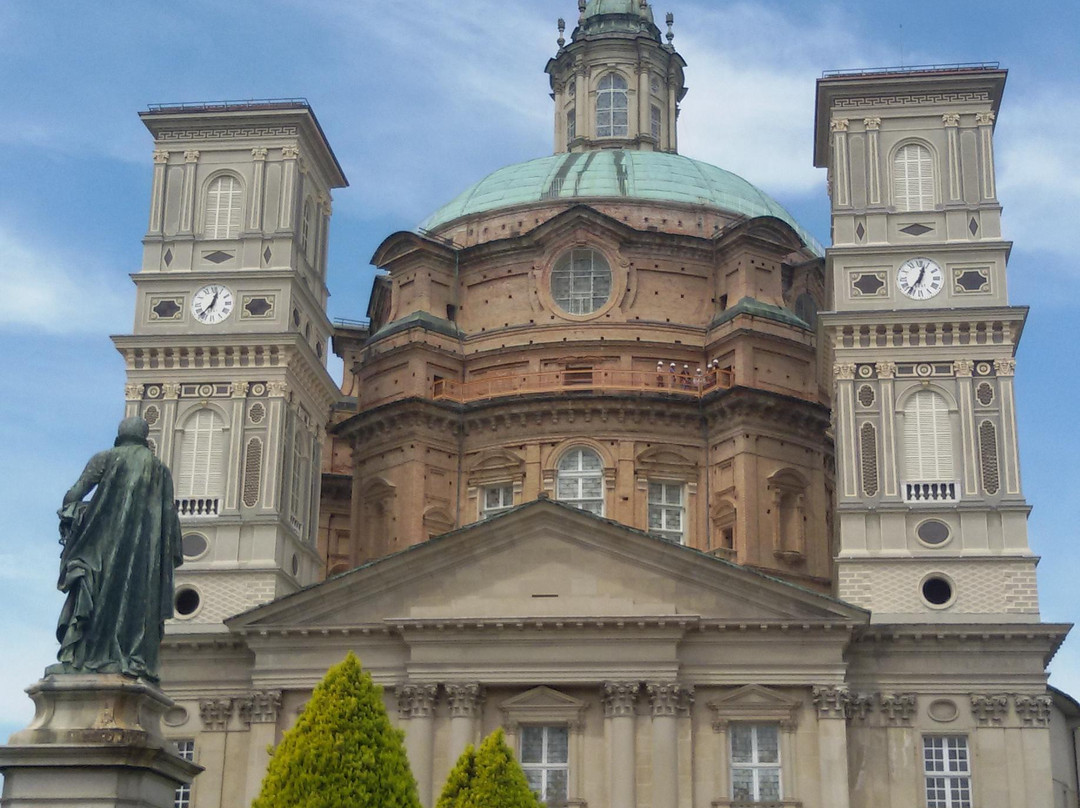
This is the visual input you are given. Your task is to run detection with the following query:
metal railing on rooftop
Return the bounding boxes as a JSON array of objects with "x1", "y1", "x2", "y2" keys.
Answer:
[
  {"x1": 146, "y1": 98, "x2": 311, "y2": 113},
  {"x1": 822, "y1": 62, "x2": 999, "y2": 78}
]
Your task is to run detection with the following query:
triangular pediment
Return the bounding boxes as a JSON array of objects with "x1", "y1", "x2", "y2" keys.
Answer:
[
  {"x1": 227, "y1": 500, "x2": 867, "y2": 631},
  {"x1": 708, "y1": 684, "x2": 802, "y2": 723},
  {"x1": 501, "y1": 686, "x2": 586, "y2": 714}
]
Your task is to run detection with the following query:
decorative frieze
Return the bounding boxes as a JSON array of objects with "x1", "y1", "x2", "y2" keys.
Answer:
[
  {"x1": 812, "y1": 686, "x2": 849, "y2": 719},
  {"x1": 199, "y1": 698, "x2": 235, "y2": 731},
  {"x1": 396, "y1": 683, "x2": 439, "y2": 719},
  {"x1": 970, "y1": 693, "x2": 1009, "y2": 725},
  {"x1": 237, "y1": 690, "x2": 282, "y2": 727},
  {"x1": 602, "y1": 681, "x2": 639, "y2": 718},
  {"x1": 445, "y1": 683, "x2": 485, "y2": 719},
  {"x1": 1013, "y1": 694, "x2": 1052, "y2": 726},
  {"x1": 646, "y1": 682, "x2": 693, "y2": 717}
]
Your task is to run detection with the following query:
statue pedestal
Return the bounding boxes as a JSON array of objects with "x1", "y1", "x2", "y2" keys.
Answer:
[{"x1": 0, "y1": 675, "x2": 201, "y2": 808}]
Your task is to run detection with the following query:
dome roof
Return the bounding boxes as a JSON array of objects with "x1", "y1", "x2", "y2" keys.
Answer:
[
  {"x1": 583, "y1": 0, "x2": 654, "y2": 23},
  {"x1": 420, "y1": 150, "x2": 822, "y2": 253}
]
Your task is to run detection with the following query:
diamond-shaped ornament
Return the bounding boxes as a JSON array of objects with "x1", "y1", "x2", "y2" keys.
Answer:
[
  {"x1": 163, "y1": 248, "x2": 173, "y2": 267},
  {"x1": 900, "y1": 223, "x2": 933, "y2": 236},
  {"x1": 204, "y1": 250, "x2": 233, "y2": 264},
  {"x1": 855, "y1": 223, "x2": 866, "y2": 240},
  {"x1": 263, "y1": 246, "x2": 272, "y2": 264},
  {"x1": 969, "y1": 217, "x2": 979, "y2": 236}
]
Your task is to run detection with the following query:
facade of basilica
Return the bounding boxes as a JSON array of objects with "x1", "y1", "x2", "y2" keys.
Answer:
[{"x1": 114, "y1": 1, "x2": 1077, "y2": 806}]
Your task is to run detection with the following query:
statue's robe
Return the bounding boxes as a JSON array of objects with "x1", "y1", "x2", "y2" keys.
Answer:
[{"x1": 52, "y1": 436, "x2": 182, "y2": 681}]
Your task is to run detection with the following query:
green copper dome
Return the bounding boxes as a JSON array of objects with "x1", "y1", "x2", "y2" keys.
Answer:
[
  {"x1": 420, "y1": 150, "x2": 822, "y2": 254},
  {"x1": 583, "y1": 0, "x2": 654, "y2": 23}
]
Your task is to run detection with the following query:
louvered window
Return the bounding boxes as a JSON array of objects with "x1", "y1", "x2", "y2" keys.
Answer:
[
  {"x1": 556, "y1": 447, "x2": 604, "y2": 516},
  {"x1": 567, "y1": 109, "x2": 576, "y2": 143},
  {"x1": 596, "y1": 73, "x2": 629, "y2": 137},
  {"x1": 204, "y1": 175, "x2": 242, "y2": 239},
  {"x1": 176, "y1": 409, "x2": 225, "y2": 516},
  {"x1": 893, "y1": 143, "x2": 935, "y2": 212},
  {"x1": 300, "y1": 197, "x2": 314, "y2": 254},
  {"x1": 904, "y1": 390, "x2": 954, "y2": 481},
  {"x1": 290, "y1": 426, "x2": 309, "y2": 533}
]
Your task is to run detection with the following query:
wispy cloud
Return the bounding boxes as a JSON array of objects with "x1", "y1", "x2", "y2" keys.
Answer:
[{"x1": 0, "y1": 222, "x2": 130, "y2": 334}]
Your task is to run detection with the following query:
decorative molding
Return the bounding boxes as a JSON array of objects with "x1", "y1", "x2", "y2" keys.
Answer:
[
  {"x1": 942, "y1": 112, "x2": 961, "y2": 127},
  {"x1": 970, "y1": 693, "x2": 1010, "y2": 725},
  {"x1": 251, "y1": 147, "x2": 268, "y2": 161},
  {"x1": 183, "y1": 149, "x2": 200, "y2": 163},
  {"x1": 879, "y1": 692, "x2": 918, "y2": 725},
  {"x1": 152, "y1": 150, "x2": 170, "y2": 163},
  {"x1": 993, "y1": 358, "x2": 1016, "y2": 377},
  {"x1": 953, "y1": 359, "x2": 974, "y2": 377},
  {"x1": 812, "y1": 686, "x2": 849, "y2": 719},
  {"x1": 975, "y1": 111, "x2": 996, "y2": 126},
  {"x1": 602, "y1": 681, "x2": 639, "y2": 718},
  {"x1": 833, "y1": 91, "x2": 990, "y2": 109},
  {"x1": 396, "y1": 683, "x2": 439, "y2": 719},
  {"x1": 875, "y1": 361, "x2": 896, "y2": 380},
  {"x1": 445, "y1": 683, "x2": 485, "y2": 719},
  {"x1": 281, "y1": 145, "x2": 301, "y2": 160},
  {"x1": 834, "y1": 363, "x2": 857, "y2": 381},
  {"x1": 862, "y1": 116, "x2": 881, "y2": 130},
  {"x1": 198, "y1": 698, "x2": 235, "y2": 731},
  {"x1": 709, "y1": 684, "x2": 802, "y2": 730},
  {"x1": 846, "y1": 693, "x2": 874, "y2": 721},
  {"x1": 646, "y1": 682, "x2": 694, "y2": 717},
  {"x1": 1013, "y1": 694, "x2": 1052, "y2": 726},
  {"x1": 830, "y1": 118, "x2": 849, "y2": 132},
  {"x1": 236, "y1": 690, "x2": 282, "y2": 727},
  {"x1": 124, "y1": 383, "x2": 143, "y2": 400},
  {"x1": 157, "y1": 125, "x2": 298, "y2": 141}
]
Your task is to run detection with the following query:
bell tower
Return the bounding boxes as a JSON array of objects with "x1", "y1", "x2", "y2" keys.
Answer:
[
  {"x1": 113, "y1": 101, "x2": 347, "y2": 626},
  {"x1": 545, "y1": 0, "x2": 686, "y2": 153},
  {"x1": 815, "y1": 67, "x2": 1040, "y2": 623}
]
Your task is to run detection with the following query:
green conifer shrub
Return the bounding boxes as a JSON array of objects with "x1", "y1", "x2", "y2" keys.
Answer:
[
  {"x1": 436, "y1": 728, "x2": 543, "y2": 808},
  {"x1": 252, "y1": 652, "x2": 420, "y2": 808}
]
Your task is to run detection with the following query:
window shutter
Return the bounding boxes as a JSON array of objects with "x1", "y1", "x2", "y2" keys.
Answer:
[
  {"x1": 893, "y1": 144, "x2": 934, "y2": 212},
  {"x1": 904, "y1": 391, "x2": 953, "y2": 480},
  {"x1": 205, "y1": 176, "x2": 242, "y2": 239},
  {"x1": 178, "y1": 409, "x2": 225, "y2": 497}
]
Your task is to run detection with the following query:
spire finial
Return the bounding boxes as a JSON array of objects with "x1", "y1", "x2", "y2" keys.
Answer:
[
  {"x1": 557, "y1": 17, "x2": 566, "y2": 49},
  {"x1": 665, "y1": 11, "x2": 675, "y2": 44},
  {"x1": 578, "y1": 0, "x2": 586, "y2": 25}
]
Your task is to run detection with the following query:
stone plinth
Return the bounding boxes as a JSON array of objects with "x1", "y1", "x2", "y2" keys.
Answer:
[{"x1": 0, "y1": 675, "x2": 201, "y2": 808}]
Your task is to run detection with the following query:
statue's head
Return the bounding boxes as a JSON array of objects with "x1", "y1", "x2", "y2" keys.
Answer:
[{"x1": 115, "y1": 416, "x2": 150, "y2": 446}]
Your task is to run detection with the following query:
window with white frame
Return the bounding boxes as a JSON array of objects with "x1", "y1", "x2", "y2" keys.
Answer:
[
  {"x1": 480, "y1": 483, "x2": 514, "y2": 519},
  {"x1": 730, "y1": 723, "x2": 781, "y2": 803},
  {"x1": 176, "y1": 409, "x2": 225, "y2": 503},
  {"x1": 551, "y1": 248, "x2": 612, "y2": 315},
  {"x1": 650, "y1": 104, "x2": 662, "y2": 141},
  {"x1": 596, "y1": 72, "x2": 629, "y2": 137},
  {"x1": 173, "y1": 739, "x2": 195, "y2": 808},
  {"x1": 556, "y1": 447, "x2": 604, "y2": 516},
  {"x1": 648, "y1": 481, "x2": 684, "y2": 543},
  {"x1": 903, "y1": 390, "x2": 954, "y2": 481},
  {"x1": 520, "y1": 725, "x2": 569, "y2": 806},
  {"x1": 204, "y1": 175, "x2": 242, "y2": 239},
  {"x1": 893, "y1": 142, "x2": 935, "y2": 212},
  {"x1": 923, "y1": 735, "x2": 972, "y2": 808}
]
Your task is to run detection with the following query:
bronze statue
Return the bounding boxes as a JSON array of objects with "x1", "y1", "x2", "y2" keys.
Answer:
[{"x1": 48, "y1": 416, "x2": 183, "y2": 682}]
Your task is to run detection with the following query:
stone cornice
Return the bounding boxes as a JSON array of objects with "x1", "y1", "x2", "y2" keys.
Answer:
[
  {"x1": 820, "y1": 305, "x2": 1028, "y2": 330},
  {"x1": 852, "y1": 623, "x2": 1071, "y2": 667}
]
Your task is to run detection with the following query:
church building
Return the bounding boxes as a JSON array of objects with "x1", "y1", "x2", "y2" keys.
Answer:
[{"x1": 115, "y1": 2, "x2": 1077, "y2": 806}]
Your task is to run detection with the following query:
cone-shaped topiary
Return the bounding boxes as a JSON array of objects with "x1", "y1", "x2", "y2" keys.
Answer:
[
  {"x1": 436, "y1": 728, "x2": 543, "y2": 808},
  {"x1": 252, "y1": 652, "x2": 420, "y2": 808}
]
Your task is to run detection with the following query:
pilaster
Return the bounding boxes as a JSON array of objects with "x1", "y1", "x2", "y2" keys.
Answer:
[
  {"x1": 602, "y1": 681, "x2": 639, "y2": 808},
  {"x1": 397, "y1": 684, "x2": 439, "y2": 808}
]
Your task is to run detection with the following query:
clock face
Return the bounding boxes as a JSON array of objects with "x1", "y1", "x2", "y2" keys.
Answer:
[
  {"x1": 896, "y1": 257, "x2": 944, "y2": 300},
  {"x1": 191, "y1": 284, "x2": 234, "y2": 324}
]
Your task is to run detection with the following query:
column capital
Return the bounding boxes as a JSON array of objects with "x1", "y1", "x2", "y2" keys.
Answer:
[
  {"x1": 953, "y1": 359, "x2": 975, "y2": 378},
  {"x1": 198, "y1": 697, "x2": 235, "y2": 731},
  {"x1": 237, "y1": 690, "x2": 282, "y2": 727},
  {"x1": 445, "y1": 682, "x2": 485, "y2": 718},
  {"x1": 994, "y1": 358, "x2": 1016, "y2": 377},
  {"x1": 834, "y1": 363, "x2": 857, "y2": 381},
  {"x1": 876, "y1": 361, "x2": 897, "y2": 380},
  {"x1": 183, "y1": 149, "x2": 200, "y2": 163},
  {"x1": 251, "y1": 147, "x2": 269, "y2": 161},
  {"x1": 397, "y1": 683, "x2": 439, "y2": 719},
  {"x1": 266, "y1": 380, "x2": 289, "y2": 397},
  {"x1": 281, "y1": 145, "x2": 300, "y2": 160},
  {"x1": 162, "y1": 382, "x2": 181, "y2": 400},
  {"x1": 125, "y1": 383, "x2": 143, "y2": 401},
  {"x1": 1013, "y1": 694, "x2": 1052, "y2": 726},
  {"x1": 847, "y1": 693, "x2": 874, "y2": 722},
  {"x1": 812, "y1": 685, "x2": 849, "y2": 719},
  {"x1": 975, "y1": 111, "x2": 996, "y2": 126},
  {"x1": 862, "y1": 116, "x2": 881, "y2": 130},
  {"x1": 970, "y1": 693, "x2": 1010, "y2": 725},
  {"x1": 645, "y1": 682, "x2": 693, "y2": 717},
  {"x1": 602, "y1": 681, "x2": 639, "y2": 718},
  {"x1": 231, "y1": 381, "x2": 250, "y2": 399},
  {"x1": 942, "y1": 112, "x2": 961, "y2": 127},
  {"x1": 830, "y1": 118, "x2": 849, "y2": 133},
  {"x1": 878, "y1": 692, "x2": 917, "y2": 725},
  {"x1": 153, "y1": 149, "x2": 170, "y2": 164}
]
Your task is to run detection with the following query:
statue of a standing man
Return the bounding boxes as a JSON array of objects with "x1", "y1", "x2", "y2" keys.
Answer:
[{"x1": 48, "y1": 416, "x2": 183, "y2": 682}]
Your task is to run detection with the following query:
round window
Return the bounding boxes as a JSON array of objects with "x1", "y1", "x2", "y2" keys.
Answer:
[
  {"x1": 916, "y1": 519, "x2": 951, "y2": 546},
  {"x1": 174, "y1": 587, "x2": 201, "y2": 617},
  {"x1": 921, "y1": 575, "x2": 954, "y2": 607},
  {"x1": 551, "y1": 248, "x2": 612, "y2": 315},
  {"x1": 181, "y1": 533, "x2": 208, "y2": 559}
]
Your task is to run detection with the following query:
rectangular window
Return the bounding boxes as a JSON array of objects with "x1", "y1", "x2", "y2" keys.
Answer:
[
  {"x1": 730, "y1": 724, "x2": 781, "y2": 803},
  {"x1": 520, "y1": 725, "x2": 569, "y2": 806},
  {"x1": 648, "y1": 481, "x2": 684, "y2": 543},
  {"x1": 174, "y1": 740, "x2": 195, "y2": 808},
  {"x1": 480, "y1": 484, "x2": 514, "y2": 519},
  {"x1": 567, "y1": 109, "x2": 576, "y2": 143},
  {"x1": 923, "y1": 735, "x2": 972, "y2": 808},
  {"x1": 651, "y1": 105, "x2": 662, "y2": 141}
]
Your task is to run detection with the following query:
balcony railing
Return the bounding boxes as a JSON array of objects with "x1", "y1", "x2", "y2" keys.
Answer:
[
  {"x1": 903, "y1": 481, "x2": 959, "y2": 504},
  {"x1": 432, "y1": 368, "x2": 734, "y2": 404},
  {"x1": 176, "y1": 498, "x2": 220, "y2": 517}
]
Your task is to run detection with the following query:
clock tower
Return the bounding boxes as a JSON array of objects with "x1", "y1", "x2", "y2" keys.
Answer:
[
  {"x1": 113, "y1": 101, "x2": 347, "y2": 626},
  {"x1": 814, "y1": 67, "x2": 1040, "y2": 622}
]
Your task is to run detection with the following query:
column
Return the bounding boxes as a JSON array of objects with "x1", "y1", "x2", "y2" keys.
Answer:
[
  {"x1": 976, "y1": 111, "x2": 997, "y2": 201},
  {"x1": 994, "y1": 359, "x2": 1021, "y2": 495},
  {"x1": 863, "y1": 117, "x2": 881, "y2": 205},
  {"x1": 197, "y1": 697, "x2": 236, "y2": 808},
  {"x1": 249, "y1": 147, "x2": 268, "y2": 232},
  {"x1": 160, "y1": 383, "x2": 181, "y2": 466},
  {"x1": 811, "y1": 687, "x2": 851, "y2": 808},
  {"x1": 444, "y1": 682, "x2": 484, "y2": 780},
  {"x1": 834, "y1": 363, "x2": 859, "y2": 500},
  {"x1": 263, "y1": 381, "x2": 289, "y2": 511},
  {"x1": 647, "y1": 682, "x2": 692, "y2": 808},
  {"x1": 179, "y1": 149, "x2": 199, "y2": 234},
  {"x1": 239, "y1": 690, "x2": 282, "y2": 805},
  {"x1": 943, "y1": 113, "x2": 962, "y2": 202},
  {"x1": 876, "y1": 362, "x2": 898, "y2": 498},
  {"x1": 830, "y1": 119, "x2": 850, "y2": 208},
  {"x1": 124, "y1": 383, "x2": 142, "y2": 420},
  {"x1": 398, "y1": 684, "x2": 439, "y2": 808},
  {"x1": 278, "y1": 145, "x2": 300, "y2": 231},
  {"x1": 637, "y1": 61, "x2": 649, "y2": 142},
  {"x1": 224, "y1": 382, "x2": 248, "y2": 512},
  {"x1": 148, "y1": 150, "x2": 169, "y2": 234},
  {"x1": 602, "y1": 681, "x2": 639, "y2": 808},
  {"x1": 953, "y1": 360, "x2": 978, "y2": 496}
]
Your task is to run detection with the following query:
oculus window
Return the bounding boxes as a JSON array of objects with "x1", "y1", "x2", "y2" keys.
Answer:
[{"x1": 551, "y1": 248, "x2": 611, "y2": 315}]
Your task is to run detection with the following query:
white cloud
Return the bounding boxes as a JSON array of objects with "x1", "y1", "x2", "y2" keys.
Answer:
[{"x1": 0, "y1": 223, "x2": 131, "y2": 334}]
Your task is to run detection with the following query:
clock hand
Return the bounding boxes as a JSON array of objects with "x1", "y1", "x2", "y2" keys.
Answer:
[
  {"x1": 914, "y1": 268, "x2": 925, "y2": 287},
  {"x1": 208, "y1": 290, "x2": 219, "y2": 311}
]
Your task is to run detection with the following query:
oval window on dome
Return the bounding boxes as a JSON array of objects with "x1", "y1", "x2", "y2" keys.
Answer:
[{"x1": 551, "y1": 248, "x2": 612, "y2": 315}]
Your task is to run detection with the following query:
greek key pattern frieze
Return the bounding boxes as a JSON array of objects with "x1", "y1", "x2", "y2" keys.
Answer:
[
  {"x1": 833, "y1": 91, "x2": 989, "y2": 109},
  {"x1": 158, "y1": 125, "x2": 298, "y2": 141}
]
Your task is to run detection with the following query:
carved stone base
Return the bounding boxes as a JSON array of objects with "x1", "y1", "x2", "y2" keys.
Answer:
[{"x1": 0, "y1": 675, "x2": 201, "y2": 808}]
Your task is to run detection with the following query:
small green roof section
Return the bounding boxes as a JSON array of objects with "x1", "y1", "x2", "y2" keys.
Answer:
[
  {"x1": 584, "y1": 0, "x2": 654, "y2": 21},
  {"x1": 709, "y1": 296, "x2": 812, "y2": 331},
  {"x1": 420, "y1": 150, "x2": 823, "y2": 254}
]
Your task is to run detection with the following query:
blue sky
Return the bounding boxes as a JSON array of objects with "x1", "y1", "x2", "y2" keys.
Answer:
[{"x1": 0, "y1": 0, "x2": 1077, "y2": 740}]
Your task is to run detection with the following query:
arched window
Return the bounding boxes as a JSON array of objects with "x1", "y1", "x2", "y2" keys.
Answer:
[
  {"x1": 551, "y1": 248, "x2": 611, "y2": 315},
  {"x1": 556, "y1": 447, "x2": 604, "y2": 516},
  {"x1": 204, "y1": 175, "x2": 243, "y2": 239},
  {"x1": 892, "y1": 143, "x2": 935, "y2": 212},
  {"x1": 176, "y1": 409, "x2": 225, "y2": 515},
  {"x1": 903, "y1": 390, "x2": 954, "y2": 481},
  {"x1": 300, "y1": 197, "x2": 314, "y2": 255},
  {"x1": 567, "y1": 109, "x2": 576, "y2": 143},
  {"x1": 596, "y1": 73, "x2": 629, "y2": 137}
]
